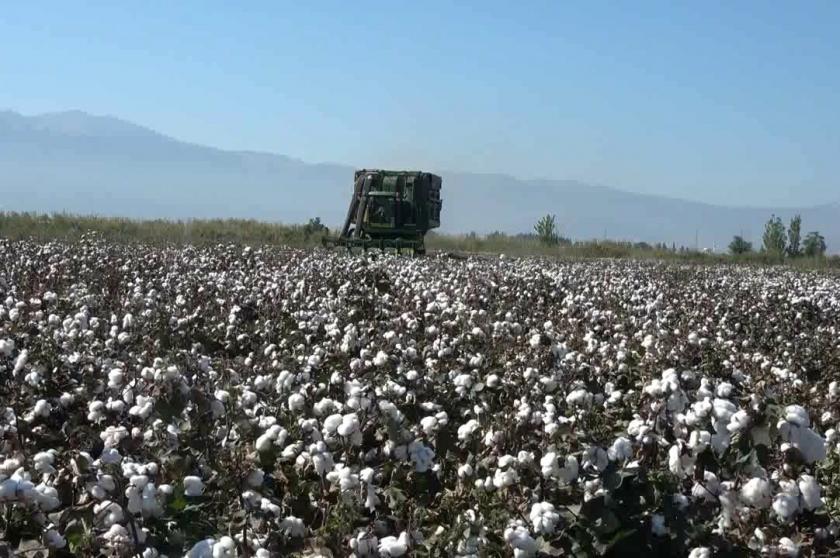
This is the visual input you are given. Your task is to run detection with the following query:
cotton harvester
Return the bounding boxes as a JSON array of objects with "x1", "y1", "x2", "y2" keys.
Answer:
[{"x1": 322, "y1": 169, "x2": 442, "y2": 255}]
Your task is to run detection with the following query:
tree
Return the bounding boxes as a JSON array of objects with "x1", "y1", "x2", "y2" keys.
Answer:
[
  {"x1": 787, "y1": 214, "x2": 802, "y2": 257},
  {"x1": 728, "y1": 235, "x2": 753, "y2": 255},
  {"x1": 534, "y1": 214, "x2": 560, "y2": 245},
  {"x1": 803, "y1": 231, "x2": 827, "y2": 257},
  {"x1": 762, "y1": 214, "x2": 786, "y2": 256},
  {"x1": 303, "y1": 217, "x2": 329, "y2": 237}
]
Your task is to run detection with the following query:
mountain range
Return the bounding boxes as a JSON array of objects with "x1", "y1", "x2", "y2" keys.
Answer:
[{"x1": 1, "y1": 109, "x2": 837, "y2": 251}]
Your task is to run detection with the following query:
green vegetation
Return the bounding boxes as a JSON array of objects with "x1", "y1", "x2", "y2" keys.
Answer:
[
  {"x1": 734, "y1": 213, "x2": 831, "y2": 265},
  {"x1": 533, "y1": 213, "x2": 566, "y2": 246},
  {"x1": 728, "y1": 235, "x2": 753, "y2": 255},
  {"x1": 787, "y1": 214, "x2": 802, "y2": 257},
  {"x1": 1, "y1": 211, "x2": 837, "y2": 268},
  {"x1": 804, "y1": 231, "x2": 827, "y2": 258},
  {"x1": 0, "y1": 212, "x2": 329, "y2": 247},
  {"x1": 762, "y1": 214, "x2": 787, "y2": 257}
]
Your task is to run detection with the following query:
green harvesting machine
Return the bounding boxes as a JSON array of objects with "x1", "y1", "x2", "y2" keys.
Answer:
[{"x1": 323, "y1": 169, "x2": 443, "y2": 255}]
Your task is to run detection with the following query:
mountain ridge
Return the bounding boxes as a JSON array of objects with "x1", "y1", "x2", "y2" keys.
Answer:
[{"x1": 1, "y1": 109, "x2": 837, "y2": 250}]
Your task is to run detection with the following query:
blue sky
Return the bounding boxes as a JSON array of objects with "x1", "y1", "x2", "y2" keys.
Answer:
[{"x1": 2, "y1": 1, "x2": 839, "y2": 207}]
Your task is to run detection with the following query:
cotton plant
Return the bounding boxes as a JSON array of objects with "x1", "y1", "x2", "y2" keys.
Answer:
[{"x1": 3, "y1": 241, "x2": 840, "y2": 555}]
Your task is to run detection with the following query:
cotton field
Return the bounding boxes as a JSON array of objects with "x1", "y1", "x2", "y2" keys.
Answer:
[{"x1": 2, "y1": 236, "x2": 840, "y2": 557}]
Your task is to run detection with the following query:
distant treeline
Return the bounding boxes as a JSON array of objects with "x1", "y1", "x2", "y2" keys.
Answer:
[{"x1": 1, "y1": 211, "x2": 837, "y2": 268}]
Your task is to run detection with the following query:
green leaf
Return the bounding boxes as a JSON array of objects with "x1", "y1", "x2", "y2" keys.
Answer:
[{"x1": 169, "y1": 493, "x2": 188, "y2": 512}]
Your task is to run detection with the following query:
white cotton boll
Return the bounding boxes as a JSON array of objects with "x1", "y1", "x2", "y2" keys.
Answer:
[
  {"x1": 33, "y1": 399, "x2": 51, "y2": 418},
  {"x1": 373, "y1": 351, "x2": 389, "y2": 367},
  {"x1": 829, "y1": 381, "x2": 840, "y2": 401},
  {"x1": 498, "y1": 454, "x2": 516, "y2": 468},
  {"x1": 797, "y1": 427, "x2": 827, "y2": 463},
  {"x1": 777, "y1": 537, "x2": 799, "y2": 557},
  {"x1": 798, "y1": 474, "x2": 822, "y2": 510},
  {"x1": 350, "y1": 531, "x2": 379, "y2": 556},
  {"x1": 530, "y1": 502, "x2": 560, "y2": 535},
  {"x1": 0, "y1": 338, "x2": 13, "y2": 356},
  {"x1": 409, "y1": 442, "x2": 435, "y2": 473},
  {"x1": 504, "y1": 525, "x2": 538, "y2": 557},
  {"x1": 94, "y1": 500, "x2": 125, "y2": 527},
  {"x1": 492, "y1": 467, "x2": 518, "y2": 489},
  {"x1": 101, "y1": 524, "x2": 130, "y2": 546},
  {"x1": 33, "y1": 451, "x2": 56, "y2": 475},
  {"x1": 212, "y1": 536, "x2": 237, "y2": 558},
  {"x1": 323, "y1": 413, "x2": 343, "y2": 434},
  {"x1": 688, "y1": 548, "x2": 711, "y2": 558},
  {"x1": 278, "y1": 515, "x2": 306, "y2": 537},
  {"x1": 583, "y1": 446, "x2": 608, "y2": 472},
  {"x1": 187, "y1": 538, "x2": 216, "y2": 558},
  {"x1": 565, "y1": 388, "x2": 591, "y2": 407},
  {"x1": 420, "y1": 416, "x2": 438, "y2": 435},
  {"x1": 59, "y1": 392, "x2": 74, "y2": 407},
  {"x1": 458, "y1": 463, "x2": 474, "y2": 478},
  {"x1": 773, "y1": 481, "x2": 801, "y2": 522},
  {"x1": 457, "y1": 419, "x2": 479, "y2": 441},
  {"x1": 106, "y1": 399, "x2": 126, "y2": 413},
  {"x1": 607, "y1": 437, "x2": 633, "y2": 461},
  {"x1": 722, "y1": 408, "x2": 750, "y2": 433},
  {"x1": 784, "y1": 405, "x2": 810, "y2": 427},
  {"x1": 33, "y1": 483, "x2": 59, "y2": 510},
  {"x1": 716, "y1": 382, "x2": 734, "y2": 397},
  {"x1": 668, "y1": 444, "x2": 695, "y2": 478},
  {"x1": 378, "y1": 532, "x2": 410, "y2": 557},
  {"x1": 88, "y1": 400, "x2": 106, "y2": 422},
  {"x1": 288, "y1": 393, "x2": 305, "y2": 412},
  {"x1": 688, "y1": 430, "x2": 711, "y2": 453},
  {"x1": 183, "y1": 476, "x2": 205, "y2": 497},
  {"x1": 741, "y1": 477, "x2": 772, "y2": 508},
  {"x1": 540, "y1": 452, "x2": 559, "y2": 479},
  {"x1": 45, "y1": 528, "x2": 67, "y2": 548},
  {"x1": 651, "y1": 514, "x2": 667, "y2": 536},
  {"x1": 13, "y1": 350, "x2": 28, "y2": 376},
  {"x1": 517, "y1": 451, "x2": 535, "y2": 466},
  {"x1": 100, "y1": 448, "x2": 122, "y2": 465},
  {"x1": 337, "y1": 413, "x2": 360, "y2": 437}
]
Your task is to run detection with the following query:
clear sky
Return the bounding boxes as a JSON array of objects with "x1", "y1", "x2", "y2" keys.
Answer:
[{"x1": 2, "y1": 1, "x2": 839, "y2": 207}]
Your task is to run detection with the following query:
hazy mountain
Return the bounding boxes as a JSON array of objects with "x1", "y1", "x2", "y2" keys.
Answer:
[{"x1": 1, "y1": 110, "x2": 837, "y2": 250}]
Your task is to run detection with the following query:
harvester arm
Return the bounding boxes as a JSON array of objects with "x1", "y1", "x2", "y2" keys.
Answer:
[
  {"x1": 352, "y1": 174, "x2": 373, "y2": 238},
  {"x1": 340, "y1": 175, "x2": 366, "y2": 238}
]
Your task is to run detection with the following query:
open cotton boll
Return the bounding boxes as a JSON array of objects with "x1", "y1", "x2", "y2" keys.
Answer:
[
  {"x1": 187, "y1": 538, "x2": 216, "y2": 558},
  {"x1": 530, "y1": 502, "x2": 560, "y2": 535},
  {"x1": 183, "y1": 476, "x2": 205, "y2": 497},
  {"x1": 337, "y1": 413, "x2": 360, "y2": 437},
  {"x1": 378, "y1": 532, "x2": 410, "y2": 557},
  {"x1": 211, "y1": 536, "x2": 237, "y2": 558},
  {"x1": 607, "y1": 436, "x2": 633, "y2": 461},
  {"x1": 287, "y1": 393, "x2": 305, "y2": 412},
  {"x1": 798, "y1": 474, "x2": 822, "y2": 510},
  {"x1": 740, "y1": 477, "x2": 772, "y2": 508},
  {"x1": 688, "y1": 548, "x2": 711, "y2": 558},
  {"x1": 45, "y1": 528, "x2": 67, "y2": 549},
  {"x1": 504, "y1": 524, "x2": 537, "y2": 558},
  {"x1": 278, "y1": 515, "x2": 306, "y2": 538},
  {"x1": 350, "y1": 531, "x2": 379, "y2": 556},
  {"x1": 33, "y1": 451, "x2": 56, "y2": 475},
  {"x1": 777, "y1": 537, "x2": 799, "y2": 557}
]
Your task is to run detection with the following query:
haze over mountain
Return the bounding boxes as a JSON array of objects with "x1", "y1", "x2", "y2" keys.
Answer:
[{"x1": 1, "y1": 110, "x2": 837, "y2": 250}]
